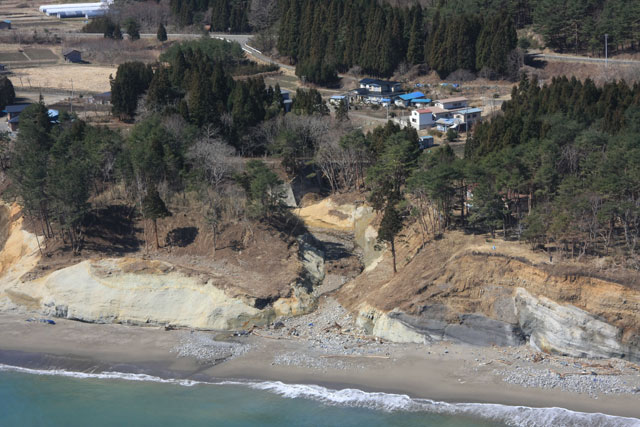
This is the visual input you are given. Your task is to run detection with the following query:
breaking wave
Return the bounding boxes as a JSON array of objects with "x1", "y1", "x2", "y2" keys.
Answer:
[{"x1": 2, "y1": 364, "x2": 638, "y2": 427}]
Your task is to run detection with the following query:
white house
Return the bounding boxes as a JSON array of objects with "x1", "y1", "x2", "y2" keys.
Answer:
[
  {"x1": 435, "y1": 97, "x2": 468, "y2": 110},
  {"x1": 453, "y1": 107, "x2": 482, "y2": 128},
  {"x1": 359, "y1": 78, "x2": 402, "y2": 94},
  {"x1": 410, "y1": 108, "x2": 434, "y2": 131}
]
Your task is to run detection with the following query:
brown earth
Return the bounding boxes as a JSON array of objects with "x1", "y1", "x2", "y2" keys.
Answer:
[
  {"x1": 17, "y1": 196, "x2": 302, "y2": 302},
  {"x1": 337, "y1": 225, "x2": 640, "y2": 348}
]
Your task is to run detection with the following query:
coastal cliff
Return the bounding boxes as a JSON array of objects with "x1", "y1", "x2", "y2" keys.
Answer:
[
  {"x1": 1, "y1": 198, "x2": 640, "y2": 362},
  {"x1": 332, "y1": 213, "x2": 640, "y2": 361},
  {"x1": 0, "y1": 204, "x2": 323, "y2": 330}
]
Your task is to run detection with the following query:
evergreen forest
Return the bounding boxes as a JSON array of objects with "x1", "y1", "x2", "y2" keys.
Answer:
[{"x1": 164, "y1": 0, "x2": 640, "y2": 85}]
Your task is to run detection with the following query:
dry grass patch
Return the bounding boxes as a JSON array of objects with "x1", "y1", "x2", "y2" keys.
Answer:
[{"x1": 12, "y1": 64, "x2": 115, "y2": 92}]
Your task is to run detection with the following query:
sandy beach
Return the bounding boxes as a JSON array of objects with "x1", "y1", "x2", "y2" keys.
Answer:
[{"x1": 1, "y1": 302, "x2": 639, "y2": 421}]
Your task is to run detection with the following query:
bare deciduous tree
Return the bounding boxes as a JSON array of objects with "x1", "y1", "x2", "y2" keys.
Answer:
[{"x1": 187, "y1": 135, "x2": 238, "y2": 256}]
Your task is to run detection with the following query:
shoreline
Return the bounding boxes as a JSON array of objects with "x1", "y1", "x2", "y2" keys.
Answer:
[{"x1": 1, "y1": 313, "x2": 639, "y2": 421}]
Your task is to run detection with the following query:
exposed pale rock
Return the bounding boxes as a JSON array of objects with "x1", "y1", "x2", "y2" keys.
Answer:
[
  {"x1": 9, "y1": 258, "x2": 270, "y2": 329},
  {"x1": 297, "y1": 199, "x2": 355, "y2": 231},
  {"x1": 514, "y1": 287, "x2": 634, "y2": 360},
  {"x1": 356, "y1": 305, "x2": 426, "y2": 344},
  {"x1": 297, "y1": 234, "x2": 325, "y2": 289},
  {"x1": 354, "y1": 206, "x2": 383, "y2": 271}
]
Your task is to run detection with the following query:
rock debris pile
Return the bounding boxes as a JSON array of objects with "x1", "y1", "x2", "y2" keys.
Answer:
[
  {"x1": 172, "y1": 332, "x2": 250, "y2": 363},
  {"x1": 494, "y1": 351, "x2": 640, "y2": 398},
  {"x1": 260, "y1": 296, "x2": 399, "y2": 370}
]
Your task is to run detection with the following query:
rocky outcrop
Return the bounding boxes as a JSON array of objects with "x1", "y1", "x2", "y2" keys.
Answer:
[
  {"x1": 356, "y1": 305, "x2": 426, "y2": 344},
  {"x1": 387, "y1": 309, "x2": 526, "y2": 347},
  {"x1": 297, "y1": 198, "x2": 383, "y2": 271},
  {"x1": 0, "y1": 203, "x2": 329, "y2": 330},
  {"x1": 340, "y1": 231, "x2": 640, "y2": 362},
  {"x1": 2, "y1": 258, "x2": 271, "y2": 329},
  {"x1": 515, "y1": 288, "x2": 639, "y2": 361},
  {"x1": 0, "y1": 204, "x2": 41, "y2": 284}
]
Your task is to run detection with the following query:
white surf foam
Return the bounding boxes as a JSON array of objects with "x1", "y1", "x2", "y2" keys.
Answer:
[
  {"x1": 235, "y1": 380, "x2": 640, "y2": 427},
  {"x1": 0, "y1": 363, "x2": 203, "y2": 387},
  {"x1": 2, "y1": 364, "x2": 639, "y2": 427}
]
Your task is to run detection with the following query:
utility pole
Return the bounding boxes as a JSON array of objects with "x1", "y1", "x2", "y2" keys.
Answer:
[
  {"x1": 605, "y1": 34, "x2": 608, "y2": 68},
  {"x1": 70, "y1": 79, "x2": 74, "y2": 114}
]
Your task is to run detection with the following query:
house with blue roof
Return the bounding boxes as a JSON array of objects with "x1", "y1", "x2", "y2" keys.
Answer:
[
  {"x1": 0, "y1": 21, "x2": 11, "y2": 30},
  {"x1": 410, "y1": 98, "x2": 432, "y2": 108},
  {"x1": 436, "y1": 118, "x2": 461, "y2": 132},
  {"x1": 329, "y1": 95, "x2": 346, "y2": 106},
  {"x1": 5, "y1": 104, "x2": 59, "y2": 132},
  {"x1": 395, "y1": 91, "x2": 425, "y2": 107}
]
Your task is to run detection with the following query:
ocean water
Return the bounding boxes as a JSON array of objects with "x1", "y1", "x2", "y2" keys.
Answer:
[{"x1": 0, "y1": 365, "x2": 638, "y2": 427}]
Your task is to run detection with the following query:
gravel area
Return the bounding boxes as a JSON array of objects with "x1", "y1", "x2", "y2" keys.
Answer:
[
  {"x1": 492, "y1": 350, "x2": 640, "y2": 398},
  {"x1": 258, "y1": 296, "x2": 400, "y2": 371},
  {"x1": 172, "y1": 332, "x2": 251, "y2": 363}
]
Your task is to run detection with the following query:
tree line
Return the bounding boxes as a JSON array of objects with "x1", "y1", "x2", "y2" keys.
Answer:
[
  {"x1": 277, "y1": 0, "x2": 518, "y2": 84},
  {"x1": 169, "y1": 0, "x2": 251, "y2": 31},
  {"x1": 532, "y1": 0, "x2": 640, "y2": 55},
  {"x1": 110, "y1": 38, "x2": 281, "y2": 152},
  {"x1": 463, "y1": 75, "x2": 640, "y2": 262}
]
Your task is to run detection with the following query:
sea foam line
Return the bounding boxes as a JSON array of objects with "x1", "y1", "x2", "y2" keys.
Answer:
[{"x1": 2, "y1": 364, "x2": 639, "y2": 427}]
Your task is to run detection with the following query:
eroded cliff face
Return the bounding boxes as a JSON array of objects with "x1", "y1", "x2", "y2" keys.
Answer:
[
  {"x1": 2, "y1": 197, "x2": 640, "y2": 362},
  {"x1": 0, "y1": 204, "x2": 324, "y2": 330},
  {"x1": 337, "y1": 228, "x2": 640, "y2": 362}
]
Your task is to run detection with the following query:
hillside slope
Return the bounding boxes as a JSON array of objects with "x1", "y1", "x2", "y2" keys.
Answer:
[{"x1": 336, "y1": 225, "x2": 640, "y2": 362}]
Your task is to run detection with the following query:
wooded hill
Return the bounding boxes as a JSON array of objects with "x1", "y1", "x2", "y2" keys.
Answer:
[
  {"x1": 463, "y1": 76, "x2": 640, "y2": 261},
  {"x1": 164, "y1": 0, "x2": 640, "y2": 84},
  {"x1": 278, "y1": 0, "x2": 518, "y2": 83}
]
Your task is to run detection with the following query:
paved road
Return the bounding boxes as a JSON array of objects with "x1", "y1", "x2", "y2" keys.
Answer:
[{"x1": 531, "y1": 53, "x2": 640, "y2": 66}]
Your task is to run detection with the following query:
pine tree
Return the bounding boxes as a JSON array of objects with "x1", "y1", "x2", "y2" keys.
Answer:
[
  {"x1": 0, "y1": 76, "x2": 15, "y2": 110},
  {"x1": 406, "y1": 5, "x2": 424, "y2": 65},
  {"x1": 8, "y1": 101, "x2": 53, "y2": 236},
  {"x1": 113, "y1": 24, "x2": 123, "y2": 40},
  {"x1": 335, "y1": 98, "x2": 349, "y2": 121},
  {"x1": 157, "y1": 23, "x2": 168, "y2": 42},
  {"x1": 142, "y1": 188, "x2": 171, "y2": 249},
  {"x1": 111, "y1": 62, "x2": 153, "y2": 120},
  {"x1": 124, "y1": 18, "x2": 141, "y2": 41},
  {"x1": 377, "y1": 204, "x2": 403, "y2": 273}
]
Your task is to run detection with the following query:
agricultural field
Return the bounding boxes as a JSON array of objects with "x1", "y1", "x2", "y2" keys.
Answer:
[
  {"x1": 0, "y1": 44, "x2": 61, "y2": 67},
  {"x1": 11, "y1": 64, "x2": 115, "y2": 93},
  {"x1": 23, "y1": 47, "x2": 59, "y2": 61}
]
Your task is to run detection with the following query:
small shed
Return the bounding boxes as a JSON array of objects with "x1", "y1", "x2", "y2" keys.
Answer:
[
  {"x1": 419, "y1": 135, "x2": 435, "y2": 149},
  {"x1": 63, "y1": 49, "x2": 82, "y2": 63},
  {"x1": 0, "y1": 21, "x2": 11, "y2": 30},
  {"x1": 0, "y1": 64, "x2": 5, "y2": 71},
  {"x1": 281, "y1": 89, "x2": 292, "y2": 113}
]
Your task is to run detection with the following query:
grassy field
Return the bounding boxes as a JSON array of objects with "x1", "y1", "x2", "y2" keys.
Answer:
[
  {"x1": 23, "y1": 48, "x2": 59, "y2": 61},
  {"x1": 0, "y1": 51, "x2": 29, "y2": 62},
  {"x1": 12, "y1": 64, "x2": 115, "y2": 92}
]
